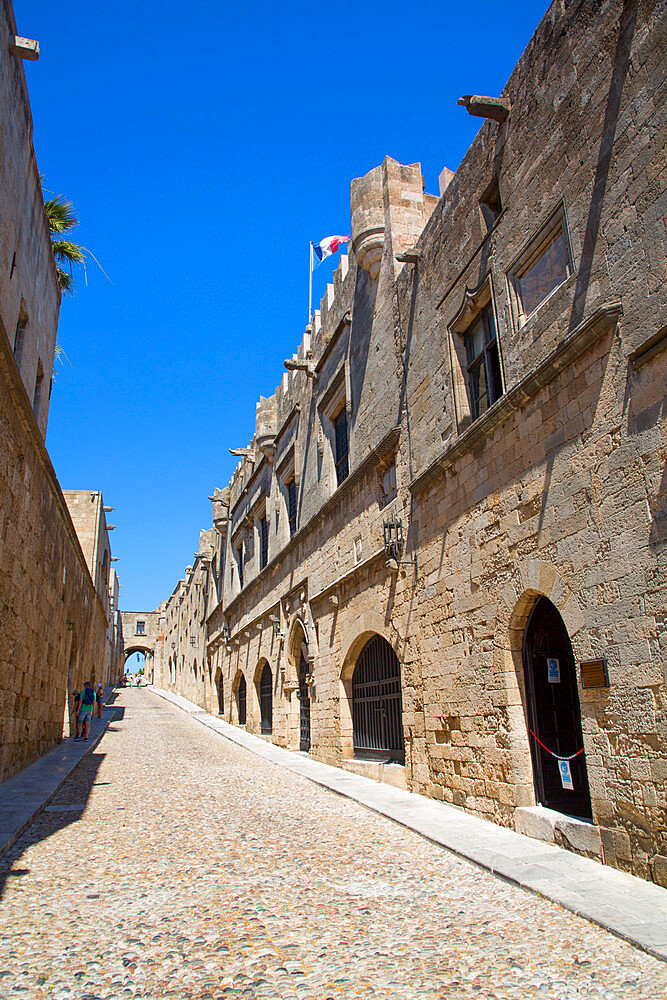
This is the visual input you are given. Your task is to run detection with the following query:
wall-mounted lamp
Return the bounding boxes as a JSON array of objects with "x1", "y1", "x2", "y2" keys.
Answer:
[
  {"x1": 383, "y1": 516, "x2": 417, "y2": 573},
  {"x1": 383, "y1": 516, "x2": 403, "y2": 563},
  {"x1": 268, "y1": 613, "x2": 281, "y2": 635}
]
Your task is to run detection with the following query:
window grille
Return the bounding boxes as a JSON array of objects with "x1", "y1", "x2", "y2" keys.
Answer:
[
  {"x1": 287, "y1": 479, "x2": 298, "y2": 537},
  {"x1": 259, "y1": 514, "x2": 268, "y2": 569},
  {"x1": 334, "y1": 407, "x2": 349, "y2": 485}
]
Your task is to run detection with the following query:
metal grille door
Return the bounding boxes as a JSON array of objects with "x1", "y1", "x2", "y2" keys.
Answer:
[
  {"x1": 217, "y1": 674, "x2": 224, "y2": 715},
  {"x1": 260, "y1": 663, "x2": 273, "y2": 734},
  {"x1": 237, "y1": 675, "x2": 247, "y2": 725},
  {"x1": 299, "y1": 644, "x2": 311, "y2": 751},
  {"x1": 352, "y1": 635, "x2": 404, "y2": 763}
]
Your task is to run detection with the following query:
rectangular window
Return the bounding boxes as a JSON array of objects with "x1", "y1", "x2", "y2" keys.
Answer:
[
  {"x1": 334, "y1": 407, "x2": 349, "y2": 485},
  {"x1": 236, "y1": 545, "x2": 244, "y2": 589},
  {"x1": 465, "y1": 304, "x2": 503, "y2": 420},
  {"x1": 287, "y1": 478, "x2": 298, "y2": 537},
  {"x1": 33, "y1": 360, "x2": 44, "y2": 421},
  {"x1": 382, "y1": 463, "x2": 396, "y2": 503},
  {"x1": 13, "y1": 307, "x2": 27, "y2": 367},
  {"x1": 509, "y1": 208, "x2": 571, "y2": 326},
  {"x1": 259, "y1": 514, "x2": 268, "y2": 569},
  {"x1": 136, "y1": 621, "x2": 145, "y2": 635}
]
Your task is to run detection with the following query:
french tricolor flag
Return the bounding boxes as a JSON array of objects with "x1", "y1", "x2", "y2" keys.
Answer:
[{"x1": 312, "y1": 234, "x2": 349, "y2": 268}]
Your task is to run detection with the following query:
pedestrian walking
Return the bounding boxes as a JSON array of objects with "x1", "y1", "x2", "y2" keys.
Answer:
[
  {"x1": 71, "y1": 689, "x2": 80, "y2": 738},
  {"x1": 76, "y1": 680, "x2": 96, "y2": 741},
  {"x1": 96, "y1": 684, "x2": 104, "y2": 719}
]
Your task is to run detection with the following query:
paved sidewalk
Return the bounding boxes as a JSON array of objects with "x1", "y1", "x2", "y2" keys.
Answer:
[
  {"x1": 0, "y1": 689, "x2": 119, "y2": 859},
  {"x1": 149, "y1": 684, "x2": 667, "y2": 962}
]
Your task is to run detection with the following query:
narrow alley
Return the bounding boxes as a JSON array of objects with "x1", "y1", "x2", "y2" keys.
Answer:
[{"x1": 0, "y1": 689, "x2": 664, "y2": 1000}]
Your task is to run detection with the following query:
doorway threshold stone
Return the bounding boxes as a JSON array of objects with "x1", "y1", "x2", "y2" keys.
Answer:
[
  {"x1": 515, "y1": 805, "x2": 602, "y2": 858},
  {"x1": 342, "y1": 759, "x2": 407, "y2": 789}
]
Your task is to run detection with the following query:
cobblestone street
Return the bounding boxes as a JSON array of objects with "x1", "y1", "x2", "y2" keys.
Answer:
[{"x1": 1, "y1": 689, "x2": 665, "y2": 1000}]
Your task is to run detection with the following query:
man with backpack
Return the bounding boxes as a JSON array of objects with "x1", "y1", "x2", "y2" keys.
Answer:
[{"x1": 75, "y1": 680, "x2": 96, "y2": 741}]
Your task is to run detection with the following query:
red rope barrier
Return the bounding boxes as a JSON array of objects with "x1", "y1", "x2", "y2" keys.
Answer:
[{"x1": 528, "y1": 728, "x2": 584, "y2": 761}]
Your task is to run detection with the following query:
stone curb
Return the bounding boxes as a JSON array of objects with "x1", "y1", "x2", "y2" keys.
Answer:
[
  {"x1": 148, "y1": 685, "x2": 667, "y2": 963},
  {"x1": 0, "y1": 693, "x2": 120, "y2": 860}
]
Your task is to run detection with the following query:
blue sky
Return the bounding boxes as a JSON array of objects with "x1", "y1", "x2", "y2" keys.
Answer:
[{"x1": 21, "y1": 0, "x2": 549, "y2": 611}]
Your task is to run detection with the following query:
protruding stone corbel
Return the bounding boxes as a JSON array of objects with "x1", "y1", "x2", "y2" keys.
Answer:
[
  {"x1": 284, "y1": 358, "x2": 317, "y2": 379},
  {"x1": 395, "y1": 248, "x2": 422, "y2": 264},
  {"x1": 9, "y1": 36, "x2": 39, "y2": 61},
  {"x1": 457, "y1": 94, "x2": 510, "y2": 123}
]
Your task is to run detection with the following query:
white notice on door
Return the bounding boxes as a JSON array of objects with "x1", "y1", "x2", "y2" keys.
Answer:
[
  {"x1": 559, "y1": 759, "x2": 574, "y2": 790},
  {"x1": 547, "y1": 657, "x2": 561, "y2": 683}
]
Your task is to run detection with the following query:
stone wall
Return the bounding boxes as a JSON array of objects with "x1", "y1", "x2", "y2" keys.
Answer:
[
  {"x1": 0, "y1": 319, "x2": 109, "y2": 782},
  {"x1": 0, "y1": 0, "x2": 120, "y2": 780}
]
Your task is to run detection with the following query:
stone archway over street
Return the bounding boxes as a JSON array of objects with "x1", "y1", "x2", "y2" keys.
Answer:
[{"x1": 120, "y1": 611, "x2": 161, "y2": 678}]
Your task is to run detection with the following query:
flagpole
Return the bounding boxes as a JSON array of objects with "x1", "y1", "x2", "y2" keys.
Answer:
[{"x1": 308, "y1": 242, "x2": 313, "y2": 324}]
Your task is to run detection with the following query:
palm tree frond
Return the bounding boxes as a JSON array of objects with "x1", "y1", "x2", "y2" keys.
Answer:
[
  {"x1": 44, "y1": 194, "x2": 79, "y2": 235},
  {"x1": 56, "y1": 267, "x2": 75, "y2": 294},
  {"x1": 42, "y1": 187, "x2": 108, "y2": 295},
  {"x1": 51, "y1": 239, "x2": 86, "y2": 266}
]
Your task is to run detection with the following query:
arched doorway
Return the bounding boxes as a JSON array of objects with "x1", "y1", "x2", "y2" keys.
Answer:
[
  {"x1": 259, "y1": 663, "x2": 272, "y2": 734},
  {"x1": 298, "y1": 641, "x2": 311, "y2": 751},
  {"x1": 351, "y1": 635, "x2": 404, "y2": 763},
  {"x1": 237, "y1": 674, "x2": 247, "y2": 725},
  {"x1": 523, "y1": 596, "x2": 592, "y2": 819},
  {"x1": 215, "y1": 669, "x2": 224, "y2": 715}
]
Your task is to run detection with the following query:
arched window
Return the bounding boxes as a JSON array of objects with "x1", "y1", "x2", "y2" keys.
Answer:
[
  {"x1": 523, "y1": 596, "x2": 592, "y2": 819},
  {"x1": 237, "y1": 675, "x2": 247, "y2": 725},
  {"x1": 259, "y1": 663, "x2": 272, "y2": 734},
  {"x1": 352, "y1": 635, "x2": 404, "y2": 763}
]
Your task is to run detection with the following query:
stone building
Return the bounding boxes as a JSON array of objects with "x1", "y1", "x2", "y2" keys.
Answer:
[
  {"x1": 0, "y1": 0, "x2": 122, "y2": 781},
  {"x1": 155, "y1": 528, "x2": 219, "y2": 706},
  {"x1": 158, "y1": 0, "x2": 666, "y2": 882},
  {"x1": 62, "y1": 490, "x2": 123, "y2": 687}
]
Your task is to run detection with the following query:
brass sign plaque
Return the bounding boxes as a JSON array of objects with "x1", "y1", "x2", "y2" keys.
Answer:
[{"x1": 580, "y1": 658, "x2": 609, "y2": 688}]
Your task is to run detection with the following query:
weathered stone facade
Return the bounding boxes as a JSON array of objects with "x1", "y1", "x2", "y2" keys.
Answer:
[
  {"x1": 0, "y1": 0, "x2": 122, "y2": 781},
  {"x1": 158, "y1": 0, "x2": 666, "y2": 881},
  {"x1": 0, "y1": 0, "x2": 59, "y2": 439},
  {"x1": 62, "y1": 490, "x2": 123, "y2": 687}
]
